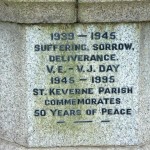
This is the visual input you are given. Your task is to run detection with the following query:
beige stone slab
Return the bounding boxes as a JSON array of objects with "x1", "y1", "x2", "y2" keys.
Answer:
[
  {"x1": 78, "y1": 2, "x2": 150, "y2": 22},
  {"x1": 0, "y1": 1, "x2": 76, "y2": 23}
]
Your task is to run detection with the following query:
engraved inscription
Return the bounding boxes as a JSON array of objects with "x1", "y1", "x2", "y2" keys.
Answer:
[{"x1": 26, "y1": 24, "x2": 139, "y2": 146}]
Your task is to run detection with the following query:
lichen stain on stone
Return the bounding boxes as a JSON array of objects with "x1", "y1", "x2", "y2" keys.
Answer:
[
  {"x1": 33, "y1": 24, "x2": 94, "y2": 134},
  {"x1": 33, "y1": 24, "x2": 118, "y2": 133}
]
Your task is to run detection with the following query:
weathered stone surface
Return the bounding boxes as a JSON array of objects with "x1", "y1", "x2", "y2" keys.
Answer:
[
  {"x1": 138, "y1": 23, "x2": 150, "y2": 145},
  {"x1": 24, "y1": 23, "x2": 140, "y2": 147},
  {"x1": 78, "y1": 1, "x2": 150, "y2": 22},
  {"x1": 3, "y1": 0, "x2": 75, "y2": 2},
  {"x1": 0, "y1": 23, "x2": 28, "y2": 146},
  {"x1": 1, "y1": 0, "x2": 150, "y2": 23},
  {"x1": 0, "y1": 139, "x2": 150, "y2": 150},
  {"x1": 0, "y1": 1, "x2": 76, "y2": 23},
  {"x1": 1, "y1": 22, "x2": 150, "y2": 148},
  {"x1": 79, "y1": 0, "x2": 149, "y2": 2}
]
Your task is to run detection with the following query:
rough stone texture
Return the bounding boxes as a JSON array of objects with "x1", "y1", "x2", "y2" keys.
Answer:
[
  {"x1": 79, "y1": 0, "x2": 149, "y2": 2},
  {"x1": 0, "y1": 139, "x2": 150, "y2": 150},
  {"x1": 78, "y1": 1, "x2": 150, "y2": 22},
  {"x1": 3, "y1": 0, "x2": 75, "y2": 2},
  {"x1": 1, "y1": 0, "x2": 150, "y2": 23},
  {"x1": 0, "y1": 1, "x2": 76, "y2": 23},
  {"x1": 138, "y1": 23, "x2": 150, "y2": 145},
  {"x1": 0, "y1": 22, "x2": 150, "y2": 148},
  {"x1": 25, "y1": 23, "x2": 140, "y2": 147},
  {"x1": 0, "y1": 23, "x2": 28, "y2": 146}
]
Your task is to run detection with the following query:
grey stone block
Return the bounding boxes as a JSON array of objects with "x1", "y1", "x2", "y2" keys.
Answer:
[
  {"x1": 0, "y1": 139, "x2": 150, "y2": 150},
  {"x1": 3, "y1": 0, "x2": 75, "y2": 1},
  {"x1": 79, "y1": 0, "x2": 149, "y2": 2},
  {"x1": 78, "y1": 1, "x2": 150, "y2": 22},
  {"x1": 0, "y1": 23, "x2": 28, "y2": 146},
  {"x1": 0, "y1": 22, "x2": 150, "y2": 148},
  {"x1": 138, "y1": 23, "x2": 150, "y2": 145},
  {"x1": 0, "y1": 1, "x2": 76, "y2": 23}
]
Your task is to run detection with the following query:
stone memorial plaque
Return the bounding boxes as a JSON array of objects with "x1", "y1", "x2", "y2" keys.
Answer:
[{"x1": 25, "y1": 24, "x2": 139, "y2": 147}]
